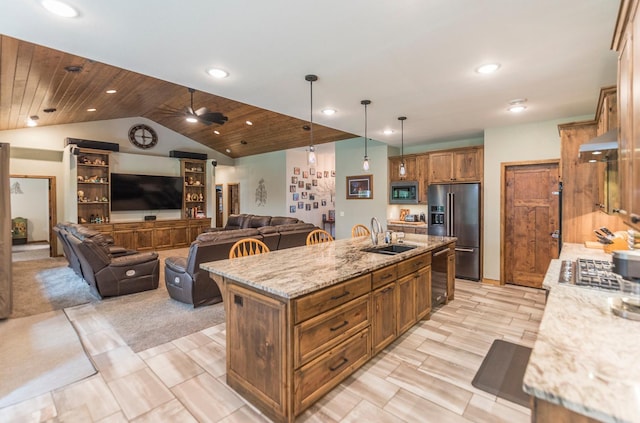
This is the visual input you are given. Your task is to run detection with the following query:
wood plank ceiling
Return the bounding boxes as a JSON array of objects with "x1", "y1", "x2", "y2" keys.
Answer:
[{"x1": 0, "y1": 35, "x2": 356, "y2": 158}]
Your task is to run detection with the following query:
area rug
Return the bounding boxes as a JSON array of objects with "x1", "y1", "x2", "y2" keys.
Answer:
[
  {"x1": 471, "y1": 339, "x2": 532, "y2": 408},
  {"x1": 91, "y1": 247, "x2": 226, "y2": 353},
  {"x1": 10, "y1": 258, "x2": 98, "y2": 318},
  {"x1": 0, "y1": 310, "x2": 97, "y2": 408}
]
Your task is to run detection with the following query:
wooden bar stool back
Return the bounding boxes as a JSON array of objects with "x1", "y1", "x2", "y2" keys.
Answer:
[
  {"x1": 229, "y1": 238, "x2": 271, "y2": 259},
  {"x1": 351, "y1": 224, "x2": 370, "y2": 238},
  {"x1": 306, "y1": 229, "x2": 334, "y2": 245}
]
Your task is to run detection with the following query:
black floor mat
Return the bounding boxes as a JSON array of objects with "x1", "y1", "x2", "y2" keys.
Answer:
[{"x1": 471, "y1": 339, "x2": 532, "y2": 408}]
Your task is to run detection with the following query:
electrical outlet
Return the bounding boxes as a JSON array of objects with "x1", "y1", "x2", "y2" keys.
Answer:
[{"x1": 339, "y1": 211, "x2": 345, "y2": 217}]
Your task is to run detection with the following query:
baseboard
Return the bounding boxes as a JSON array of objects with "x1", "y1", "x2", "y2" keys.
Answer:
[{"x1": 482, "y1": 278, "x2": 502, "y2": 286}]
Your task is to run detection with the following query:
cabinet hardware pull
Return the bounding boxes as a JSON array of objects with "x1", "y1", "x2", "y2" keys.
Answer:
[
  {"x1": 433, "y1": 248, "x2": 449, "y2": 257},
  {"x1": 330, "y1": 291, "x2": 350, "y2": 300},
  {"x1": 330, "y1": 320, "x2": 349, "y2": 331},
  {"x1": 381, "y1": 273, "x2": 393, "y2": 280},
  {"x1": 329, "y1": 357, "x2": 348, "y2": 371}
]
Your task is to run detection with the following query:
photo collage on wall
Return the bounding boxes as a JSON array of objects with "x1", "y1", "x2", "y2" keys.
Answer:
[{"x1": 288, "y1": 166, "x2": 335, "y2": 215}]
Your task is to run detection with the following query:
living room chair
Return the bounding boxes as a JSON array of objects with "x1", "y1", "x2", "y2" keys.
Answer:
[
  {"x1": 351, "y1": 224, "x2": 370, "y2": 237},
  {"x1": 229, "y1": 238, "x2": 271, "y2": 258},
  {"x1": 306, "y1": 229, "x2": 334, "y2": 245}
]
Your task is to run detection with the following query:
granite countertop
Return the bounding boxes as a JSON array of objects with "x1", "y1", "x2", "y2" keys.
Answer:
[
  {"x1": 523, "y1": 243, "x2": 640, "y2": 423},
  {"x1": 387, "y1": 220, "x2": 427, "y2": 227},
  {"x1": 201, "y1": 234, "x2": 455, "y2": 299}
]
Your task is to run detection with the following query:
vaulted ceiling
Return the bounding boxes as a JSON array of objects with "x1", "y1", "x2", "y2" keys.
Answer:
[
  {"x1": 0, "y1": 35, "x2": 355, "y2": 158},
  {"x1": 0, "y1": 1, "x2": 621, "y2": 159}
]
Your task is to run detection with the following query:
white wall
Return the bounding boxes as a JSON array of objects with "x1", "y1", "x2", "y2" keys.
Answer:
[
  {"x1": 236, "y1": 151, "x2": 287, "y2": 217},
  {"x1": 1, "y1": 117, "x2": 227, "y2": 226},
  {"x1": 335, "y1": 137, "x2": 389, "y2": 240},
  {"x1": 483, "y1": 115, "x2": 591, "y2": 281},
  {"x1": 9, "y1": 177, "x2": 49, "y2": 242}
]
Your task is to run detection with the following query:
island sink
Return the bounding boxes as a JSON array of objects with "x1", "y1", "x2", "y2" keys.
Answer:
[{"x1": 362, "y1": 244, "x2": 417, "y2": 255}]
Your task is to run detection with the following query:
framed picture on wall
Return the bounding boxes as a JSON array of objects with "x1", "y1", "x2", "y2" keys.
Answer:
[
  {"x1": 346, "y1": 175, "x2": 373, "y2": 199},
  {"x1": 293, "y1": 167, "x2": 300, "y2": 175},
  {"x1": 290, "y1": 205, "x2": 296, "y2": 213}
]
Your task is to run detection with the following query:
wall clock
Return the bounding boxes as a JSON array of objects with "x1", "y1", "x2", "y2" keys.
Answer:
[{"x1": 128, "y1": 124, "x2": 158, "y2": 149}]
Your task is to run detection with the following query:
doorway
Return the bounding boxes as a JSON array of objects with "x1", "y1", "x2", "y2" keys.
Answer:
[
  {"x1": 215, "y1": 184, "x2": 223, "y2": 228},
  {"x1": 227, "y1": 183, "x2": 240, "y2": 218},
  {"x1": 9, "y1": 175, "x2": 57, "y2": 258},
  {"x1": 502, "y1": 160, "x2": 560, "y2": 288}
]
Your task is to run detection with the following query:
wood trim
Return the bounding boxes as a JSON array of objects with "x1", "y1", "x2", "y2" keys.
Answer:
[
  {"x1": 594, "y1": 86, "x2": 618, "y2": 124},
  {"x1": 481, "y1": 278, "x2": 501, "y2": 286},
  {"x1": 612, "y1": 0, "x2": 637, "y2": 51},
  {"x1": 10, "y1": 174, "x2": 57, "y2": 257}
]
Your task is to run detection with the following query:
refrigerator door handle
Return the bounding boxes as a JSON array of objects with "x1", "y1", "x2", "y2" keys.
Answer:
[
  {"x1": 455, "y1": 247, "x2": 475, "y2": 253},
  {"x1": 449, "y1": 191, "x2": 455, "y2": 236}
]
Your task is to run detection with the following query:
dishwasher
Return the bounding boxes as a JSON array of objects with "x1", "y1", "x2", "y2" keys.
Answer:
[{"x1": 431, "y1": 246, "x2": 449, "y2": 307}]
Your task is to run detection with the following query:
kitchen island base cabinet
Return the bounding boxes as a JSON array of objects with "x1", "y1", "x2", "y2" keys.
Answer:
[
  {"x1": 531, "y1": 397, "x2": 601, "y2": 423},
  {"x1": 226, "y1": 284, "x2": 288, "y2": 422}
]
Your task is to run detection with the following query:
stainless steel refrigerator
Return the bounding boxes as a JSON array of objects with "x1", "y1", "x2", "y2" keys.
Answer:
[{"x1": 427, "y1": 183, "x2": 480, "y2": 281}]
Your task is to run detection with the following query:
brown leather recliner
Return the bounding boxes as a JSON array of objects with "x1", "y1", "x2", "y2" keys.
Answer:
[
  {"x1": 164, "y1": 228, "x2": 262, "y2": 307},
  {"x1": 67, "y1": 234, "x2": 160, "y2": 298}
]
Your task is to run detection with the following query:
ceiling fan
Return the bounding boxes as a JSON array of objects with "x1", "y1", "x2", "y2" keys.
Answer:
[{"x1": 167, "y1": 88, "x2": 228, "y2": 126}]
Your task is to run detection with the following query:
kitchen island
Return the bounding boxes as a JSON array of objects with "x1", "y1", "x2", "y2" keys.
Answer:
[
  {"x1": 202, "y1": 234, "x2": 455, "y2": 423},
  {"x1": 524, "y1": 243, "x2": 640, "y2": 423}
]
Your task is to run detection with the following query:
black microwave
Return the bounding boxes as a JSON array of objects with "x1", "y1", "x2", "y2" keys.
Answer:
[{"x1": 389, "y1": 181, "x2": 419, "y2": 204}]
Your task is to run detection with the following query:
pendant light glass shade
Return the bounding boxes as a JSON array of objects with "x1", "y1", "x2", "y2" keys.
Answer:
[
  {"x1": 361, "y1": 99, "x2": 371, "y2": 172},
  {"x1": 398, "y1": 116, "x2": 407, "y2": 176},
  {"x1": 305, "y1": 75, "x2": 318, "y2": 165}
]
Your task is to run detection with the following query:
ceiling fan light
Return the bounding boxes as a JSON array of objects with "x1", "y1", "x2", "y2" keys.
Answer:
[
  {"x1": 207, "y1": 68, "x2": 229, "y2": 79},
  {"x1": 186, "y1": 116, "x2": 198, "y2": 123},
  {"x1": 41, "y1": 0, "x2": 78, "y2": 17}
]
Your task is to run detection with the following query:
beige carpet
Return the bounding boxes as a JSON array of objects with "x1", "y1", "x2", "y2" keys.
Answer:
[
  {"x1": 10, "y1": 247, "x2": 226, "y2": 353},
  {"x1": 10, "y1": 257, "x2": 98, "y2": 318},
  {"x1": 0, "y1": 310, "x2": 97, "y2": 408}
]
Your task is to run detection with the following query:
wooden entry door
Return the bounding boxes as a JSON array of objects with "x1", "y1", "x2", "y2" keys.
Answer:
[
  {"x1": 227, "y1": 183, "x2": 240, "y2": 217},
  {"x1": 503, "y1": 161, "x2": 560, "y2": 288}
]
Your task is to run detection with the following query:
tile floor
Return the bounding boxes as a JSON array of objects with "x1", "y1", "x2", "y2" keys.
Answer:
[{"x1": 0, "y1": 280, "x2": 546, "y2": 423}]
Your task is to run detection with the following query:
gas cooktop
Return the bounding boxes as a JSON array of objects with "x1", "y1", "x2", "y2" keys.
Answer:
[{"x1": 558, "y1": 258, "x2": 622, "y2": 291}]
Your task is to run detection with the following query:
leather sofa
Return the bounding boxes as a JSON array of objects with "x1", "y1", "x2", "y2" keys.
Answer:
[
  {"x1": 165, "y1": 216, "x2": 317, "y2": 307},
  {"x1": 55, "y1": 222, "x2": 160, "y2": 298}
]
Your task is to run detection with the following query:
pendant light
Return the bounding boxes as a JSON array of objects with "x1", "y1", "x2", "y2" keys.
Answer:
[
  {"x1": 398, "y1": 116, "x2": 407, "y2": 177},
  {"x1": 361, "y1": 99, "x2": 371, "y2": 171},
  {"x1": 305, "y1": 74, "x2": 318, "y2": 165}
]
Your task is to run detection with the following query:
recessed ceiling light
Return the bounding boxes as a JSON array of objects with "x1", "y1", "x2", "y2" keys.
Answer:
[
  {"x1": 245, "y1": 120, "x2": 253, "y2": 126},
  {"x1": 476, "y1": 63, "x2": 501, "y2": 74},
  {"x1": 64, "y1": 65, "x2": 83, "y2": 73},
  {"x1": 322, "y1": 108, "x2": 336, "y2": 115},
  {"x1": 105, "y1": 89, "x2": 117, "y2": 94},
  {"x1": 213, "y1": 130, "x2": 220, "y2": 135},
  {"x1": 206, "y1": 68, "x2": 229, "y2": 79},
  {"x1": 507, "y1": 98, "x2": 527, "y2": 113},
  {"x1": 86, "y1": 108, "x2": 96, "y2": 112},
  {"x1": 383, "y1": 129, "x2": 394, "y2": 135},
  {"x1": 225, "y1": 148, "x2": 231, "y2": 153},
  {"x1": 41, "y1": 0, "x2": 79, "y2": 18}
]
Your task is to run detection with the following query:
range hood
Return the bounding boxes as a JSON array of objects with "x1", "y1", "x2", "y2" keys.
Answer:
[{"x1": 578, "y1": 129, "x2": 618, "y2": 163}]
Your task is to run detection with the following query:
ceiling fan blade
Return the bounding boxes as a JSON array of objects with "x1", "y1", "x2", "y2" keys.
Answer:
[{"x1": 194, "y1": 106, "x2": 209, "y2": 116}]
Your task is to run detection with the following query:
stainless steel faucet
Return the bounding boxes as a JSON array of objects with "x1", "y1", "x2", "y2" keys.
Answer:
[{"x1": 370, "y1": 217, "x2": 383, "y2": 245}]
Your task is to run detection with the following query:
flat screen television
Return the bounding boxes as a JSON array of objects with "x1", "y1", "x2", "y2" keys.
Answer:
[{"x1": 110, "y1": 173, "x2": 183, "y2": 211}]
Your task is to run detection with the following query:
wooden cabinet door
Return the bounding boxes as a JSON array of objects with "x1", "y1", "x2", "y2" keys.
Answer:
[
  {"x1": 227, "y1": 284, "x2": 287, "y2": 419},
  {"x1": 112, "y1": 230, "x2": 135, "y2": 250},
  {"x1": 170, "y1": 226, "x2": 189, "y2": 247},
  {"x1": 429, "y1": 152, "x2": 453, "y2": 183},
  {"x1": 453, "y1": 149, "x2": 481, "y2": 182},
  {"x1": 389, "y1": 156, "x2": 416, "y2": 181},
  {"x1": 416, "y1": 154, "x2": 429, "y2": 203},
  {"x1": 154, "y1": 227, "x2": 172, "y2": 249},
  {"x1": 632, "y1": 19, "x2": 640, "y2": 227},
  {"x1": 135, "y1": 228, "x2": 154, "y2": 251},
  {"x1": 446, "y1": 251, "x2": 455, "y2": 302},
  {"x1": 415, "y1": 266, "x2": 431, "y2": 320},
  {"x1": 397, "y1": 274, "x2": 416, "y2": 334},
  {"x1": 372, "y1": 282, "x2": 396, "y2": 354}
]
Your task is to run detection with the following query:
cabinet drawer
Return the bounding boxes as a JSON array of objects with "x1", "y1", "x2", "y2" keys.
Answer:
[
  {"x1": 397, "y1": 252, "x2": 431, "y2": 277},
  {"x1": 372, "y1": 264, "x2": 397, "y2": 290},
  {"x1": 294, "y1": 274, "x2": 371, "y2": 324},
  {"x1": 294, "y1": 296, "x2": 369, "y2": 368},
  {"x1": 294, "y1": 328, "x2": 371, "y2": 415}
]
